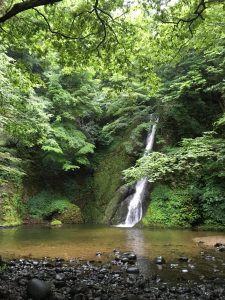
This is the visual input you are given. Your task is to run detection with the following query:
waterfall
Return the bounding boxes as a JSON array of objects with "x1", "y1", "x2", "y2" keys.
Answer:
[{"x1": 116, "y1": 119, "x2": 158, "y2": 228}]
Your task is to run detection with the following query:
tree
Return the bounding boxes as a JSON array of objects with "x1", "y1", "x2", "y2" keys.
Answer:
[
  {"x1": 0, "y1": 0, "x2": 61, "y2": 23},
  {"x1": 0, "y1": 0, "x2": 129, "y2": 55}
]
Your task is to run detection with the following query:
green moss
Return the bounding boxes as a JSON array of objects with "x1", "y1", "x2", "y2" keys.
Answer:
[
  {"x1": 50, "y1": 219, "x2": 62, "y2": 226},
  {"x1": 143, "y1": 185, "x2": 200, "y2": 228},
  {"x1": 62, "y1": 176, "x2": 93, "y2": 208},
  {"x1": 0, "y1": 181, "x2": 23, "y2": 227},
  {"x1": 26, "y1": 190, "x2": 75, "y2": 219},
  {"x1": 83, "y1": 140, "x2": 133, "y2": 223},
  {"x1": 58, "y1": 205, "x2": 83, "y2": 224},
  {"x1": 103, "y1": 184, "x2": 132, "y2": 224},
  {"x1": 0, "y1": 264, "x2": 8, "y2": 273}
]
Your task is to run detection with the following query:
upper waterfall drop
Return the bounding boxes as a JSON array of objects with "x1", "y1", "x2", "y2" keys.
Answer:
[{"x1": 116, "y1": 118, "x2": 158, "y2": 228}]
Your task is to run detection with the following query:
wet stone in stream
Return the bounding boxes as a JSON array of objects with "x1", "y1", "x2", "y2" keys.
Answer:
[
  {"x1": 215, "y1": 243, "x2": 225, "y2": 252},
  {"x1": 0, "y1": 249, "x2": 224, "y2": 299},
  {"x1": 155, "y1": 256, "x2": 166, "y2": 264},
  {"x1": 178, "y1": 256, "x2": 189, "y2": 262},
  {"x1": 27, "y1": 278, "x2": 51, "y2": 299}
]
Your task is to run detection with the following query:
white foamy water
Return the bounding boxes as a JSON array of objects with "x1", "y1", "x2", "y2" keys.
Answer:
[{"x1": 116, "y1": 119, "x2": 158, "y2": 228}]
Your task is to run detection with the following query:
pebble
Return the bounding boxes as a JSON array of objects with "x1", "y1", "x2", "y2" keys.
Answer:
[
  {"x1": 178, "y1": 256, "x2": 189, "y2": 262},
  {"x1": 155, "y1": 256, "x2": 166, "y2": 264},
  {"x1": 126, "y1": 267, "x2": 140, "y2": 274},
  {"x1": 56, "y1": 273, "x2": 65, "y2": 280},
  {"x1": 127, "y1": 253, "x2": 137, "y2": 261},
  {"x1": 181, "y1": 269, "x2": 189, "y2": 273},
  {"x1": 0, "y1": 252, "x2": 222, "y2": 300}
]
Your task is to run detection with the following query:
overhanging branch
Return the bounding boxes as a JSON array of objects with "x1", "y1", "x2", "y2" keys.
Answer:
[
  {"x1": 0, "y1": 0, "x2": 124, "y2": 52},
  {"x1": 0, "y1": 0, "x2": 62, "y2": 23},
  {"x1": 33, "y1": 8, "x2": 96, "y2": 40},
  {"x1": 159, "y1": 0, "x2": 218, "y2": 35},
  {"x1": 93, "y1": 0, "x2": 121, "y2": 52}
]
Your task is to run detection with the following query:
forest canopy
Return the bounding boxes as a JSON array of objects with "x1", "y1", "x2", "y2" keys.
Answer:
[{"x1": 0, "y1": 0, "x2": 225, "y2": 227}]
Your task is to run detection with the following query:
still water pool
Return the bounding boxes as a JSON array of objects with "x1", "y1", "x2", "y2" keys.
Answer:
[
  {"x1": 0, "y1": 224, "x2": 224, "y2": 259},
  {"x1": 0, "y1": 225, "x2": 225, "y2": 280}
]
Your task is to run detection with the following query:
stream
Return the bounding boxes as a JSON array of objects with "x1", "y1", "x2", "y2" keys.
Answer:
[{"x1": 0, "y1": 224, "x2": 225, "y2": 282}]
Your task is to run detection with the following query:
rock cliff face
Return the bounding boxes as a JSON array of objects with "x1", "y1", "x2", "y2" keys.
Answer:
[
  {"x1": 83, "y1": 139, "x2": 134, "y2": 224},
  {"x1": 0, "y1": 134, "x2": 24, "y2": 227},
  {"x1": 0, "y1": 181, "x2": 23, "y2": 227},
  {"x1": 103, "y1": 184, "x2": 136, "y2": 224}
]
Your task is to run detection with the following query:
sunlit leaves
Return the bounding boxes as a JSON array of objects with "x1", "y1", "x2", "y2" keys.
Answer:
[
  {"x1": 0, "y1": 148, "x2": 25, "y2": 181},
  {"x1": 124, "y1": 132, "x2": 225, "y2": 184}
]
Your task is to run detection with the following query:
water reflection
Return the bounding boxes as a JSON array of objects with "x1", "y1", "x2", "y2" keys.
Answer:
[
  {"x1": 125, "y1": 228, "x2": 145, "y2": 256},
  {"x1": 0, "y1": 225, "x2": 224, "y2": 281},
  {"x1": 0, "y1": 225, "x2": 224, "y2": 261}
]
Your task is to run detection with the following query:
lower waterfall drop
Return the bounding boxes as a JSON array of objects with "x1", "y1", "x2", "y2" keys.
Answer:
[{"x1": 116, "y1": 118, "x2": 158, "y2": 228}]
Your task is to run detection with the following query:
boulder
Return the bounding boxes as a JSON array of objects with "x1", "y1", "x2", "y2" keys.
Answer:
[{"x1": 27, "y1": 278, "x2": 51, "y2": 300}]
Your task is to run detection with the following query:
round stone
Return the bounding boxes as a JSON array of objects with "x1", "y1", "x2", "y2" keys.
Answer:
[
  {"x1": 121, "y1": 257, "x2": 129, "y2": 263},
  {"x1": 155, "y1": 256, "x2": 166, "y2": 264},
  {"x1": 178, "y1": 256, "x2": 189, "y2": 262},
  {"x1": 127, "y1": 253, "x2": 137, "y2": 261},
  {"x1": 27, "y1": 278, "x2": 51, "y2": 300},
  {"x1": 126, "y1": 267, "x2": 140, "y2": 274},
  {"x1": 56, "y1": 273, "x2": 65, "y2": 281}
]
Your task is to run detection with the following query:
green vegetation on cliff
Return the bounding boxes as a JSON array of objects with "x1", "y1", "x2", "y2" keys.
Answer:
[
  {"x1": 142, "y1": 185, "x2": 200, "y2": 228},
  {"x1": 123, "y1": 36, "x2": 225, "y2": 228},
  {"x1": 84, "y1": 140, "x2": 133, "y2": 223},
  {"x1": 0, "y1": 0, "x2": 225, "y2": 228},
  {"x1": 26, "y1": 190, "x2": 83, "y2": 223},
  {"x1": 0, "y1": 182, "x2": 23, "y2": 227},
  {"x1": 0, "y1": 148, "x2": 25, "y2": 226}
]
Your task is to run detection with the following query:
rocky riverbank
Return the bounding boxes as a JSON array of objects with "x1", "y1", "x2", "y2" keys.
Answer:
[
  {"x1": 0, "y1": 249, "x2": 225, "y2": 300},
  {"x1": 193, "y1": 236, "x2": 225, "y2": 247}
]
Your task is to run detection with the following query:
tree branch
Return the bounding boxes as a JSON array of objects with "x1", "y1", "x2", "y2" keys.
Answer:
[
  {"x1": 33, "y1": 8, "x2": 96, "y2": 40},
  {"x1": 0, "y1": 0, "x2": 123, "y2": 53},
  {"x1": 93, "y1": 0, "x2": 107, "y2": 51},
  {"x1": 160, "y1": 0, "x2": 208, "y2": 34},
  {"x1": 160, "y1": 0, "x2": 225, "y2": 35},
  {"x1": 0, "y1": 0, "x2": 62, "y2": 23},
  {"x1": 93, "y1": 0, "x2": 122, "y2": 52}
]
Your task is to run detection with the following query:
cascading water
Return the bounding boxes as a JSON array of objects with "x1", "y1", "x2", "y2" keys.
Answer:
[{"x1": 116, "y1": 118, "x2": 158, "y2": 228}]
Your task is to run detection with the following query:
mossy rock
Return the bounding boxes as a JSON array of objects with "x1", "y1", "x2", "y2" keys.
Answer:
[
  {"x1": 26, "y1": 190, "x2": 83, "y2": 224},
  {"x1": 0, "y1": 181, "x2": 23, "y2": 227},
  {"x1": 83, "y1": 140, "x2": 134, "y2": 223},
  {"x1": 50, "y1": 219, "x2": 62, "y2": 226},
  {"x1": 57, "y1": 205, "x2": 83, "y2": 224},
  {"x1": 103, "y1": 184, "x2": 135, "y2": 224}
]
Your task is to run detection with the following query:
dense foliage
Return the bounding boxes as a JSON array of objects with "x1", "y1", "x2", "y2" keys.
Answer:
[
  {"x1": 124, "y1": 44, "x2": 225, "y2": 227},
  {"x1": 0, "y1": 0, "x2": 225, "y2": 227},
  {"x1": 142, "y1": 185, "x2": 200, "y2": 227},
  {"x1": 26, "y1": 190, "x2": 82, "y2": 223}
]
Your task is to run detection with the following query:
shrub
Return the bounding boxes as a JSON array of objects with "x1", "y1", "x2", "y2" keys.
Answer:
[
  {"x1": 143, "y1": 185, "x2": 200, "y2": 227},
  {"x1": 200, "y1": 185, "x2": 225, "y2": 226},
  {"x1": 57, "y1": 206, "x2": 83, "y2": 224},
  {"x1": 26, "y1": 190, "x2": 73, "y2": 219}
]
